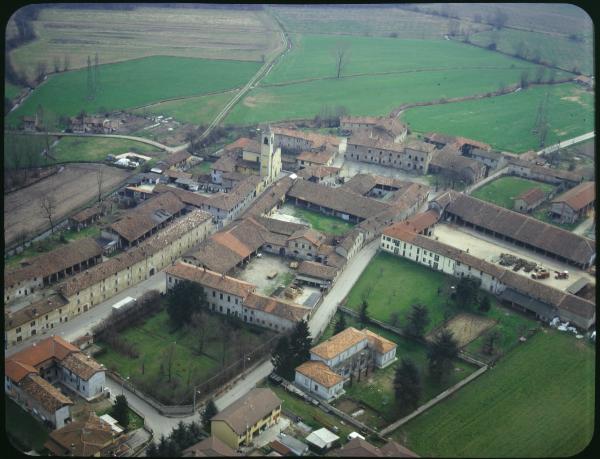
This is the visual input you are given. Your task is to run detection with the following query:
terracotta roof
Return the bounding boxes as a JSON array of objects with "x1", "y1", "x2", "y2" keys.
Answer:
[
  {"x1": 70, "y1": 205, "x2": 101, "y2": 223},
  {"x1": 379, "y1": 441, "x2": 419, "y2": 457},
  {"x1": 183, "y1": 435, "x2": 240, "y2": 457},
  {"x1": 213, "y1": 232, "x2": 253, "y2": 259},
  {"x1": 211, "y1": 388, "x2": 281, "y2": 435},
  {"x1": 60, "y1": 352, "x2": 104, "y2": 380},
  {"x1": 165, "y1": 150, "x2": 191, "y2": 166},
  {"x1": 297, "y1": 165, "x2": 341, "y2": 179},
  {"x1": 288, "y1": 228, "x2": 326, "y2": 247},
  {"x1": 430, "y1": 149, "x2": 485, "y2": 175},
  {"x1": 244, "y1": 292, "x2": 310, "y2": 322},
  {"x1": 445, "y1": 193, "x2": 595, "y2": 266},
  {"x1": 289, "y1": 180, "x2": 389, "y2": 220},
  {"x1": 334, "y1": 438, "x2": 382, "y2": 457},
  {"x1": 208, "y1": 175, "x2": 261, "y2": 212},
  {"x1": 6, "y1": 336, "x2": 79, "y2": 374},
  {"x1": 252, "y1": 216, "x2": 306, "y2": 236},
  {"x1": 213, "y1": 152, "x2": 237, "y2": 173},
  {"x1": 516, "y1": 187, "x2": 546, "y2": 205},
  {"x1": 552, "y1": 181, "x2": 595, "y2": 211},
  {"x1": 165, "y1": 169, "x2": 193, "y2": 180},
  {"x1": 508, "y1": 158, "x2": 582, "y2": 183},
  {"x1": 341, "y1": 115, "x2": 380, "y2": 126},
  {"x1": 297, "y1": 261, "x2": 338, "y2": 280},
  {"x1": 166, "y1": 262, "x2": 255, "y2": 299},
  {"x1": 471, "y1": 147, "x2": 502, "y2": 161},
  {"x1": 272, "y1": 127, "x2": 340, "y2": 149},
  {"x1": 297, "y1": 149, "x2": 335, "y2": 165},
  {"x1": 59, "y1": 210, "x2": 211, "y2": 297},
  {"x1": 341, "y1": 174, "x2": 407, "y2": 196},
  {"x1": 185, "y1": 239, "x2": 245, "y2": 274},
  {"x1": 424, "y1": 132, "x2": 457, "y2": 145},
  {"x1": 109, "y1": 192, "x2": 185, "y2": 242},
  {"x1": 5, "y1": 238, "x2": 102, "y2": 287},
  {"x1": 557, "y1": 293, "x2": 596, "y2": 320},
  {"x1": 241, "y1": 176, "x2": 293, "y2": 219},
  {"x1": 4, "y1": 359, "x2": 37, "y2": 383},
  {"x1": 45, "y1": 412, "x2": 118, "y2": 456},
  {"x1": 453, "y1": 136, "x2": 491, "y2": 151},
  {"x1": 311, "y1": 327, "x2": 367, "y2": 360},
  {"x1": 225, "y1": 137, "x2": 261, "y2": 154},
  {"x1": 295, "y1": 360, "x2": 344, "y2": 388},
  {"x1": 20, "y1": 374, "x2": 73, "y2": 413},
  {"x1": 362, "y1": 329, "x2": 397, "y2": 354},
  {"x1": 153, "y1": 184, "x2": 211, "y2": 208},
  {"x1": 402, "y1": 210, "x2": 439, "y2": 233},
  {"x1": 5, "y1": 293, "x2": 69, "y2": 331}
]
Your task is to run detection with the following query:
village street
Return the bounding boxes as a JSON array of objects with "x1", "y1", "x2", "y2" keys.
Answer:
[{"x1": 4, "y1": 272, "x2": 167, "y2": 358}]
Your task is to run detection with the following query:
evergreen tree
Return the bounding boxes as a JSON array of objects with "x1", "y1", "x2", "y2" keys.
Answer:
[
  {"x1": 202, "y1": 399, "x2": 218, "y2": 433},
  {"x1": 359, "y1": 300, "x2": 370, "y2": 325},
  {"x1": 393, "y1": 358, "x2": 422, "y2": 413},
  {"x1": 427, "y1": 329, "x2": 459, "y2": 383},
  {"x1": 403, "y1": 304, "x2": 430, "y2": 338},
  {"x1": 171, "y1": 421, "x2": 188, "y2": 452},
  {"x1": 290, "y1": 319, "x2": 312, "y2": 368},
  {"x1": 455, "y1": 277, "x2": 480, "y2": 309},
  {"x1": 146, "y1": 441, "x2": 158, "y2": 457},
  {"x1": 334, "y1": 313, "x2": 347, "y2": 334},
  {"x1": 271, "y1": 335, "x2": 293, "y2": 379},
  {"x1": 481, "y1": 330, "x2": 501, "y2": 355},
  {"x1": 166, "y1": 281, "x2": 208, "y2": 329},
  {"x1": 478, "y1": 295, "x2": 491, "y2": 312},
  {"x1": 112, "y1": 394, "x2": 130, "y2": 430}
]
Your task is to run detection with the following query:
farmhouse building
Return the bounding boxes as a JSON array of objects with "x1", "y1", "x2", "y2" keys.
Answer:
[
  {"x1": 297, "y1": 165, "x2": 341, "y2": 186},
  {"x1": 5, "y1": 336, "x2": 106, "y2": 429},
  {"x1": 68, "y1": 205, "x2": 102, "y2": 231},
  {"x1": 4, "y1": 238, "x2": 103, "y2": 304},
  {"x1": 69, "y1": 116, "x2": 119, "y2": 134},
  {"x1": 514, "y1": 188, "x2": 546, "y2": 213},
  {"x1": 211, "y1": 388, "x2": 281, "y2": 449},
  {"x1": 550, "y1": 181, "x2": 595, "y2": 223},
  {"x1": 22, "y1": 115, "x2": 39, "y2": 131},
  {"x1": 0, "y1": 210, "x2": 216, "y2": 347},
  {"x1": 165, "y1": 262, "x2": 311, "y2": 332},
  {"x1": 423, "y1": 133, "x2": 491, "y2": 156},
  {"x1": 466, "y1": 147, "x2": 507, "y2": 174},
  {"x1": 44, "y1": 412, "x2": 126, "y2": 457},
  {"x1": 346, "y1": 134, "x2": 435, "y2": 175},
  {"x1": 182, "y1": 435, "x2": 240, "y2": 457},
  {"x1": 341, "y1": 174, "x2": 409, "y2": 197},
  {"x1": 297, "y1": 148, "x2": 336, "y2": 167},
  {"x1": 104, "y1": 192, "x2": 186, "y2": 248},
  {"x1": 272, "y1": 126, "x2": 342, "y2": 154},
  {"x1": 432, "y1": 191, "x2": 596, "y2": 269},
  {"x1": 507, "y1": 158, "x2": 583, "y2": 186},
  {"x1": 428, "y1": 148, "x2": 486, "y2": 184},
  {"x1": 380, "y1": 222, "x2": 596, "y2": 329},
  {"x1": 332, "y1": 437, "x2": 418, "y2": 457},
  {"x1": 296, "y1": 260, "x2": 339, "y2": 289},
  {"x1": 340, "y1": 116, "x2": 408, "y2": 143},
  {"x1": 294, "y1": 327, "x2": 397, "y2": 401}
]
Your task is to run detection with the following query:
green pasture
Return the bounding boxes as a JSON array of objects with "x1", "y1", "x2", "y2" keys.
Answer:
[
  {"x1": 283, "y1": 205, "x2": 355, "y2": 236},
  {"x1": 7, "y1": 56, "x2": 260, "y2": 124},
  {"x1": 402, "y1": 83, "x2": 594, "y2": 153},
  {"x1": 472, "y1": 176, "x2": 555, "y2": 209},
  {"x1": 51, "y1": 136, "x2": 161, "y2": 163},
  {"x1": 5, "y1": 398, "x2": 50, "y2": 453},
  {"x1": 5, "y1": 81, "x2": 23, "y2": 100},
  {"x1": 396, "y1": 330, "x2": 595, "y2": 457}
]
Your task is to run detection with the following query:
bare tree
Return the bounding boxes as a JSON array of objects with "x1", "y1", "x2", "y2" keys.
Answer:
[
  {"x1": 35, "y1": 61, "x2": 47, "y2": 84},
  {"x1": 63, "y1": 54, "x2": 70, "y2": 72},
  {"x1": 96, "y1": 168, "x2": 104, "y2": 204},
  {"x1": 332, "y1": 42, "x2": 351, "y2": 79},
  {"x1": 39, "y1": 194, "x2": 57, "y2": 233}
]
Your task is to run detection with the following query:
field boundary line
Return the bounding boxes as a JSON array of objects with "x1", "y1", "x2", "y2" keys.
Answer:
[{"x1": 127, "y1": 88, "x2": 240, "y2": 112}]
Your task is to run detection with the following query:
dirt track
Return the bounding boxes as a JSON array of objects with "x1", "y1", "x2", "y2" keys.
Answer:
[{"x1": 4, "y1": 163, "x2": 131, "y2": 247}]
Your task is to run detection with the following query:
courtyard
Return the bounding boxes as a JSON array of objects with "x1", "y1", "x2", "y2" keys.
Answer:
[
  {"x1": 433, "y1": 223, "x2": 595, "y2": 289},
  {"x1": 235, "y1": 254, "x2": 295, "y2": 295},
  {"x1": 272, "y1": 203, "x2": 355, "y2": 236},
  {"x1": 471, "y1": 176, "x2": 555, "y2": 210}
]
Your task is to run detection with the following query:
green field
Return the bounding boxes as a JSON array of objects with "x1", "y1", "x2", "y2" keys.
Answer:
[
  {"x1": 132, "y1": 91, "x2": 235, "y2": 125},
  {"x1": 97, "y1": 309, "x2": 274, "y2": 405},
  {"x1": 96, "y1": 405, "x2": 144, "y2": 431},
  {"x1": 7, "y1": 56, "x2": 261, "y2": 124},
  {"x1": 281, "y1": 205, "x2": 355, "y2": 236},
  {"x1": 469, "y1": 28, "x2": 593, "y2": 75},
  {"x1": 402, "y1": 83, "x2": 594, "y2": 153},
  {"x1": 472, "y1": 176, "x2": 555, "y2": 209},
  {"x1": 51, "y1": 136, "x2": 161, "y2": 163},
  {"x1": 532, "y1": 204, "x2": 581, "y2": 231},
  {"x1": 5, "y1": 398, "x2": 50, "y2": 453},
  {"x1": 322, "y1": 315, "x2": 476, "y2": 425},
  {"x1": 263, "y1": 34, "x2": 542, "y2": 85},
  {"x1": 228, "y1": 67, "x2": 542, "y2": 126},
  {"x1": 395, "y1": 330, "x2": 595, "y2": 457},
  {"x1": 345, "y1": 252, "x2": 452, "y2": 333},
  {"x1": 5, "y1": 81, "x2": 23, "y2": 100}
]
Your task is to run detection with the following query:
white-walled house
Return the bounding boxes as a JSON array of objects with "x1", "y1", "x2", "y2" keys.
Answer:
[
  {"x1": 295, "y1": 361, "x2": 344, "y2": 402},
  {"x1": 310, "y1": 327, "x2": 369, "y2": 371},
  {"x1": 363, "y1": 329, "x2": 397, "y2": 368}
]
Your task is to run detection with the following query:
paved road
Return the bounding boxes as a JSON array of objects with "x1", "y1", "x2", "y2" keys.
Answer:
[
  {"x1": 536, "y1": 131, "x2": 595, "y2": 156},
  {"x1": 572, "y1": 213, "x2": 595, "y2": 237},
  {"x1": 5, "y1": 272, "x2": 167, "y2": 358}
]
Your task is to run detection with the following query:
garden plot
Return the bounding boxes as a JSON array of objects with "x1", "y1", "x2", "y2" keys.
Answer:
[{"x1": 426, "y1": 313, "x2": 497, "y2": 348}]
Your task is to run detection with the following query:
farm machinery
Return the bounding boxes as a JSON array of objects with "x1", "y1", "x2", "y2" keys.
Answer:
[{"x1": 554, "y1": 270, "x2": 569, "y2": 280}]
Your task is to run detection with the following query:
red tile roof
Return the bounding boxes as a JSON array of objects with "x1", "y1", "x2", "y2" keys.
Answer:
[{"x1": 552, "y1": 181, "x2": 595, "y2": 211}]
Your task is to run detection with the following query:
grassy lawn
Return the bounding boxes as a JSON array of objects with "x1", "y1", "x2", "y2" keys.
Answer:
[
  {"x1": 5, "y1": 225, "x2": 102, "y2": 268},
  {"x1": 96, "y1": 405, "x2": 144, "y2": 431},
  {"x1": 346, "y1": 252, "x2": 453, "y2": 334},
  {"x1": 7, "y1": 56, "x2": 261, "y2": 125},
  {"x1": 281, "y1": 205, "x2": 355, "y2": 236},
  {"x1": 132, "y1": 91, "x2": 235, "y2": 125},
  {"x1": 395, "y1": 330, "x2": 595, "y2": 457},
  {"x1": 262, "y1": 381, "x2": 354, "y2": 442},
  {"x1": 263, "y1": 34, "x2": 544, "y2": 86},
  {"x1": 226, "y1": 66, "x2": 545, "y2": 127},
  {"x1": 402, "y1": 83, "x2": 594, "y2": 153},
  {"x1": 5, "y1": 80, "x2": 23, "y2": 100},
  {"x1": 188, "y1": 161, "x2": 215, "y2": 175},
  {"x1": 51, "y1": 136, "x2": 162, "y2": 163},
  {"x1": 471, "y1": 176, "x2": 555, "y2": 209},
  {"x1": 532, "y1": 203, "x2": 580, "y2": 231},
  {"x1": 469, "y1": 28, "x2": 593, "y2": 75},
  {"x1": 322, "y1": 315, "x2": 477, "y2": 426},
  {"x1": 5, "y1": 398, "x2": 50, "y2": 453},
  {"x1": 96, "y1": 309, "x2": 274, "y2": 405}
]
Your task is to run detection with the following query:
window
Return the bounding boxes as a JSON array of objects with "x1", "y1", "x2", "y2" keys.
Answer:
[
  {"x1": 212, "y1": 291, "x2": 216, "y2": 297},
  {"x1": 16, "y1": 327, "x2": 21, "y2": 334},
  {"x1": 227, "y1": 295, "x2": 231, "y2": 302},
  {"x1": 30, "y1": 321, "x2": 35, "y2": 326},
  {"x1": 219, "y1": 293, "x2": 223, "y2": 300}
]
